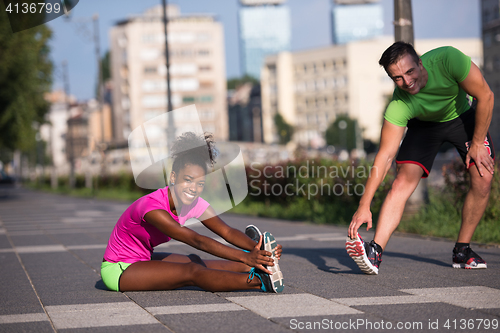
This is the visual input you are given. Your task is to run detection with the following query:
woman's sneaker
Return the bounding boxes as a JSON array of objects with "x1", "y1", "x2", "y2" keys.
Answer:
[
  {"x1": 346, "y1": 233, "x2": 382, "y2": 275},
  {"x1": 262, "y1": 231, "x2": 283, "y2": 288},
  {"x1": 452, "y1": 245, "x2": 487, "y2": 269},
  {"x1": 245, "y1": 224, "x2": 263, "y2": 248},
  {"x1": 247, "y1": 267, "x2": 284, "y2": 293},
  {"x1": 245, "y1": 227, "x2": 284, "y2": 291}
]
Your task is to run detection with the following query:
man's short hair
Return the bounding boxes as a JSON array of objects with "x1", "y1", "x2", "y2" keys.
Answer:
[{"x1": 379, "y1": 41, "x2": 420, "y2": 72}]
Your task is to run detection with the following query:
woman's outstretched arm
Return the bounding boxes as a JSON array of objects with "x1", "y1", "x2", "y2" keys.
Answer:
[
  {"x1": 200, "y1": 206, "x2": 282, "y2": 259},
  {"x1": 144, "y1": 209, "x2": 274, "y2": 273}
]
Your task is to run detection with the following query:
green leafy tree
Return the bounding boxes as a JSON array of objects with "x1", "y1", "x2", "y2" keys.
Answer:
[
  {"x1": 96, "y1": 50, "x2": 110, "y2": 98},
  {"x1": 101, "y1": 50, "x2": 110, "y2": 82},
  {"x1": 325, "y1": 114, "x2": 358, "y2": 151},
  {"x1": 0, "y1": 6, "x2": 53, "y2": 155},
  {"x1": 227, "y1": 74, "x2": 259, "y2": 90},
  {"x1": 274, "y1": 112, "x2": 293, "y2": 145}
]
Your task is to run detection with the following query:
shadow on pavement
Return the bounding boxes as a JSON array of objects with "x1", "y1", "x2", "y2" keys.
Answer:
[
  {"x1": 285, "y1": 247, "x2": 449, "y2": 274},
  {"x1": 95, "y1": 279, "x2": 109, "y2": 291},
  {"x1": 285, "y1": 247, "x2": 360, "y2": 274},
  {"x1": 384, "y1": 251, "x2": 449, "y2": 268}
]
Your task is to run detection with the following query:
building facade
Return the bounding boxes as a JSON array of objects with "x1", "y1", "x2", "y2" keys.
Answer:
[
  {"x1": 40, "y1": 91, "x2": 73, "y2": 174},
  {"x1": 109, "y1": 5, "x2": 228, "y2": 142},
  {"x1": 239, "y1": 0, "x2": 291, "y2": 79},
  {"x1": 481, "y1": 0, "x2": 500, "y2": 149},
  {"x1": 261, "y1": 37, "x2": 483, "y2": 146},
  {"x1": 228, "y1": 83, "x2": 263, "y2": 142},
  {"x1": 40, "y1": 91, "x2": 113, "y2": 176},
  {"x1": 331, "y1": 0, "x2": 383, "y2": 45}
]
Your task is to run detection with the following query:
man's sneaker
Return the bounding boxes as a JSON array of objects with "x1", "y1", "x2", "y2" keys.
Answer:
[
  {"x1": 245, "y1": 224, "x2": 263, "y2": 249},
  {"x1": 346, "y1": 233, "x2": 382, "y2": 275},
  {"x1": 452, "y1": 245, "x2": 487, "y2": 269},
  {"x1": 247, "y1": 267, "x2": 284, "y2": 293}
]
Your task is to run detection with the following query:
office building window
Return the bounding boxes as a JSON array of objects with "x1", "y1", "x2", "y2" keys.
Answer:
[
  {"x1": 197, "y1": 33, "x2": 211, "y2": 42},
  {"x1": 142, "y1": 34, "x2": 158, "y2": 43},
  {"x1": 199, "y1": 108, "x2": 214, "y2": 120},
  {"x1": 200, "y1": 95, "x2": 213, "y2": 103},
  {"x1": 144, "y1": 66, "x2": 157, "y2": 74},
  {"x1": 141, "y1": 49, "x2": 160, "y2": 61},
  {"x1": 182, "y1": 96, "x2": 196, "y2": 103},
  {"x1": 485, "y1": 32, "x2": 492, "y2": 48}
]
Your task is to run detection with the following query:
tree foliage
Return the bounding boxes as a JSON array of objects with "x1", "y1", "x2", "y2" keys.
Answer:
[
  {"x1": 101, "y1": 50, "x2": 110, "y2": 82},
  {"x1": 274, "y1": 112, "x2": 293, "y2": 145},
  {"x1": 325, "y1": 114, "x2": 358, "y2": 151},
  {"x1": 96, "y1": 50, "x2": 110, "y2": 98},
  {"x1": 227, "y1": 74, "x2": 259, "y2": 90},
  {"x1": 0, "y1": 6, "x2": 53, "y2": 153}
]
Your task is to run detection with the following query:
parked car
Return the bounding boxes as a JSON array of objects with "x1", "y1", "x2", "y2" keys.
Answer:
[{"x1": 0, "y1": 169, "x2": 14, "y2": 185}]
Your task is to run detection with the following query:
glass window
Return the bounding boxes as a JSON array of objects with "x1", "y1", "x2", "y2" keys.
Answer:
[
  {"x1": 200, "y1": 95, "x2": 213, "y2": 103},
  {"x1": 182, "y1": 96, "x2": 195, "y2": 103},
  {"x1": 485, "y1": 32, "x2": 493, "y2": 48},
  {"x1": 144, "y1": 66, "x2": 157, "y2": 74}
]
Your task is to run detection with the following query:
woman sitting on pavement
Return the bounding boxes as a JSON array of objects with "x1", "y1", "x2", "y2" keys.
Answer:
[{"x1": 101, "y1": 132, "x2": 284, "y2": 293}]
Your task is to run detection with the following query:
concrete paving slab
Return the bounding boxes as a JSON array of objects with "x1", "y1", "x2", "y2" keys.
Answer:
[
  {"x1": 353, "y1": 302, "x2": 500, "y2": 332},
  {"x1": 332, "y1": 295, "x2": 436, "y2": 306},
  {"x1": 45, "y1": 302, "x2": 158, "y2": 329},
  {"x1": 272, "y1": 313, "x2": 397, "y2": 333},
  {"x1": 0, "y1": 313, "x2": 48, "y2": 324},
  {"x1": 401, "y1": 286, "x2": 500, "y2": 309},
  {"x1": 155, "y1": 311, "x2": 292, "y2": 333},
  {"x1": 17, "y1": 252, "x2": 124, "y2": 306},
  {"x1": 53, "y1": 234, "x2": 111, "y2": 247},
  {"x1": 146, "y1": 303, "x2": 244, "y2": 315},
  {"x1": 8, "y1": 234, "x2": 61, "y2": 248},
  {"x1": 280, "y1": 255, "x2": 408, "y2": 299},
  {"x1": 0, "y1": 234, "x2": 9, "y2": 250},
  {"x1": 227, "y1": 294, "x2": 362, "y2": 318},
  {"x1": 0, "y1": 253, "x2": 43, "y2": 316},
  {"x1": 128, "y1": 289, "x2": 235, "y2": 307},
  {"x1": 0, "y1": 321, "x2": 54, "y2": 333}
]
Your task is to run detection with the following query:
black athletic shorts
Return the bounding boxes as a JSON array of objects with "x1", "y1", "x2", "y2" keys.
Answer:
[{"x1": 396, "y1": 108, "x2": 495, "y2": 178}]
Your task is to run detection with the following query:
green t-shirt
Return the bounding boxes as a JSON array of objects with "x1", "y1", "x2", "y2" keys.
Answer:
[{"x1": 384, "y1": 46, "x2": 472, "y2": 127}]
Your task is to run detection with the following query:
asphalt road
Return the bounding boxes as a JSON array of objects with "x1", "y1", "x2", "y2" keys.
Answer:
[{"x1": 0, "y1": 188, "x2": 499, "y2": 332}]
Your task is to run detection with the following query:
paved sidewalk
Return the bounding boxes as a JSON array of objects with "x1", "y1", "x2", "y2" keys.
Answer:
[{"x1": 0, "y1": 188, "x2": 499, "y2": 332}]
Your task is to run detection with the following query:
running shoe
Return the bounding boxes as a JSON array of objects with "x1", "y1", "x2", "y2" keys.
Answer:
[
  {"x1": 452, "y1": 245, "x2": 487, "y2": 269},
  {"x1": 245, "y1": 224, "x2": 263, "y2": 249},
  {"x1": 247, "y1": 267, "x2": 284, "y2": 293},
  {"x1": 245, "y1": 227, "x2": 284, "y2": 291},
  {"x1": 262, "y1": 231, "x2": 284, "y2": 291},
  {"x1": 346, "y1": 233, "x2": 382, "y2": 275}
]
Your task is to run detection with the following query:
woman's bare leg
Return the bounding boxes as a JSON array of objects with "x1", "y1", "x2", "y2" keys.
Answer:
[
  {"x1": 152, "y1": 252, "x2": 252, "y2": 273},
  {"x1": 119, "y1": 260, "x2": 261, "y2": 292}
]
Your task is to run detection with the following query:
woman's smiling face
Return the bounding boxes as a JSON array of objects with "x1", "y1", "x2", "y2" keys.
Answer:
[{"x1": 170, "y1": 163, "x2": 206, "y2": 206}]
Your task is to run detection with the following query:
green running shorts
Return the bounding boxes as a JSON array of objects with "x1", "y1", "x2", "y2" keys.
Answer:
[{"x1": 101, "y1": 261, "x2": 131, "y2": 292}]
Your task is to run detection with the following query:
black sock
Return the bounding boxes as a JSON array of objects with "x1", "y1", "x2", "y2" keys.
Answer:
[{"x1": 455, "y1": 242, "x2": 469, "y2": 250}]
